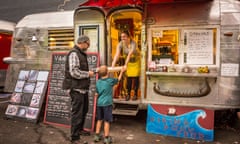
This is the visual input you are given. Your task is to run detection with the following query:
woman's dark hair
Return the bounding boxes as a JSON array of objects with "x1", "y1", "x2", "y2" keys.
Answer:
[{"x1": 121, "y1": 30, "x2": 131, "y2": 37}]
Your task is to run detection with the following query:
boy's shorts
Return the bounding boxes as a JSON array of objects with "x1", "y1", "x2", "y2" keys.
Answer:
[{"x1": 96, "y1": 105, "x2": 113, "y2": 122}]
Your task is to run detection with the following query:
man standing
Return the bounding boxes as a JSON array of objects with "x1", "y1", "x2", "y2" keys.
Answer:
[{"x1": 63, "y1": 35, "x2": 94, "y2": 144}]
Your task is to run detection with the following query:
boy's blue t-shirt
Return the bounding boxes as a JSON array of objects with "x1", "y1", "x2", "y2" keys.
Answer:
[{"x1": 96, "y1": 77, "x2": 118, "y2": 106}]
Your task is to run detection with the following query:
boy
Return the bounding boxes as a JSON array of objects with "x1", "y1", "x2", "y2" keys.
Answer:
[{"x1": 94, "y1": 65, "x2": 124, "y2": 144}]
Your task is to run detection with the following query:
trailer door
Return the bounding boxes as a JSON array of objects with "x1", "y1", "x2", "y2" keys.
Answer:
[{"x1": 74, "y1": 7, "x2": 106, "y2": 64}]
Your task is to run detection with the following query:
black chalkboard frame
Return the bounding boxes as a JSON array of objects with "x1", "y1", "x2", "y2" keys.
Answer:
[
  {"x1": 44, "y1": 52, "x2": 99, "y2": 131},
  {"x1": 43, "y1": 52, "x2": 71, "y2": 128}
]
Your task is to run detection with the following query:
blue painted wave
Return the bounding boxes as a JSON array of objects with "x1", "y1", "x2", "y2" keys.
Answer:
[{"x1": 146, "y1": 105, "x2": 213, "y2": 141}]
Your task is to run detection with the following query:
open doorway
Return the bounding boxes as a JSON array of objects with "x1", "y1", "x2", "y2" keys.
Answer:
[{"x1": 109, "y1": 9, "x2": 142, "y2": 101}]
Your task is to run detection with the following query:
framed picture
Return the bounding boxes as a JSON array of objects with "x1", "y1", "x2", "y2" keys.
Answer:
[
  {"x1": 30, "y1": 94, "x2": 41, "y2": 107},
  {"x1": 34, "y1": 81, "x2": 46, "y2": 94},
  {"x1": 18, "y1": 70, "x2": 30, "y2": 80},
  {"x1": 37, "y1": 71, "x2": 49, "y2": 81},
  {"x1": 28, "y1": 70, "x2": 39, "y2": 82},
  {"x1": 16, "y1": 106, "x2": 27, "y2": 118},
  {"x1": 10, "y1": 92, "x2": 22, "y2": 104},
  {"x1": 14, "y1": 80, "x2": 25, "y2": 92},
  {"x1": 5, "y1": 105, "x2": 18, "y2": 116},
  {"x1": 23, "y1": 82, "x2": 36, "y2": 93},
  {"x1": 26, "y1": 107, "x2": 39, "y2": 119}
]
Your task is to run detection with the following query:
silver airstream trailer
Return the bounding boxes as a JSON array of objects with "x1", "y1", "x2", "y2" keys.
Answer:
[
  {"x1": 3, "y1": 11, "x2": 74, "y2": 92},
  {"x1": 4, "y1": 0, "x2": 240, "y2": 116}
]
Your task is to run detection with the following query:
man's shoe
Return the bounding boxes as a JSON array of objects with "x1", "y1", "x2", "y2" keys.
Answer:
[
  {"x1": 79, "y1": 130, "x2": 91, "y2": 136},
  {"x1": 70, "y1": 137, "x2": 80, "y2": 143},
  {"x1": 71, "y1": 139, "x2": 88, "y2": 144},
  {"x1": 71, "y1": 139, "x2": 81, "y2": 144}
]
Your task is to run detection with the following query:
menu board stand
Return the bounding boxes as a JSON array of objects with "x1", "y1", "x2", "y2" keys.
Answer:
[{"x1": 44, "y1": 52, "x2": 98, "y2": 131}]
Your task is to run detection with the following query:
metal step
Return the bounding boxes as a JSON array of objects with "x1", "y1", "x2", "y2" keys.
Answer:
[
  {"x1": 112, "y1": 102, "x2": 139, "y2": 116},
  {"x1": 112, "y1": 108, "x2": 138, "y2": 116},
  {"x1": 113, "y1": 98, "x2": 140, "y2": 105}
]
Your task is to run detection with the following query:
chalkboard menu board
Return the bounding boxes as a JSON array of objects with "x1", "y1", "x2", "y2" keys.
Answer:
[
  {"x1": 5, "y1": 70, "x2": 49, "y2": 123},
  {"x1": 44, "y1": 52, "x2": 98, "y2": 131}
]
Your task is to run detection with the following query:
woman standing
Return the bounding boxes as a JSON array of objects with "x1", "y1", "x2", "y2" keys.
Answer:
[{"x1": 112, "y1": 30, "x2": 141, "y2": 101}]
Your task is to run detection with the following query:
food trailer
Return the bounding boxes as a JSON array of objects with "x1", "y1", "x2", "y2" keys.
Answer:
[
  {"x1": 73, "y1": 0, "x2": 239, "y2": 140},
  {"x1": 74, "y1": 0, "x2": 240, "y2": 114},
  {"x1": 0, "y1": 20, "x2": 15, "y2": 90},
  {"x1": 3, "y1": 0, "x2": 240, "y2": 141},
  {"x1": 4, "y1": 0, "x2": 240, "y2": 113}
]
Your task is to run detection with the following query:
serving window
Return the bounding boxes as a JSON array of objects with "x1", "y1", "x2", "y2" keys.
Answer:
[
  {"x1": 150, "y1": 29, "x2": 179, "y2": 64},
  {"x1": 148, "y1": 28, "x2": 218, "y2": 66}
]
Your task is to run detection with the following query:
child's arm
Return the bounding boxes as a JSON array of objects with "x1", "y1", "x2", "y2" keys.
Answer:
[{"x1": 117, "y1": 67, "x2": 125, "y2": 81}]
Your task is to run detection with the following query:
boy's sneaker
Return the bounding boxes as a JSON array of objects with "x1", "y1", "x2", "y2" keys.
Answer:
[
  {"x1": 104, "y1": 136, "x2": 112, "y2": 144},
  {"x1": 94, "y1": 134, "x2": 101, "y2": 142}
]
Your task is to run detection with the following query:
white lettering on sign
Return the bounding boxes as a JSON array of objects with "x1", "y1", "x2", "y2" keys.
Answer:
[
  {"x1": 54, "y1": 55, "x2": 66, "y2": 63},
  {"x1": 87, "y1": 55, "x2": 97, "y2": 64},
  {"x1": 185, "y1": 30, "x2": 213, "y2": 64},
  {"x1": 221, "y1": 63, "x2": 239, "y2": 77}
]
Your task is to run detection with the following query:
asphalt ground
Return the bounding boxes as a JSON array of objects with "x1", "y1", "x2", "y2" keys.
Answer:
[{"x1": 1, "y1": 94, "x2": 240, "y2": 144}]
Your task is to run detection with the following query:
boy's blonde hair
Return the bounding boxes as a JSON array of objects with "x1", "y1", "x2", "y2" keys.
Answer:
[{"x1": 98, "y1": 65, "x2": 108, "y2": 77}]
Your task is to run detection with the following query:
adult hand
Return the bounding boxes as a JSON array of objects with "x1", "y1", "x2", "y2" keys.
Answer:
[
  {"x1": 89, "y1": 71, "x2": 95, "y2": 77},
  {"x1": 123, "y1": 65, "x2": 127, "y2": 71},
  {"x1": 121, "y1": 66, "x2": 126, "y2": 73}
]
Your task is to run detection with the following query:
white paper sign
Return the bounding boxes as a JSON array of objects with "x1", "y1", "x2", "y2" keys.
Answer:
[
  {"x1": 152, "y1": 31, "x2": 163, "y2": 38},
  {"x1": 159, "y1": 58, "x2": 172, "y2": 64},
  {"x1": 221, "y1": 63, "x2": 239, "y2": 77},
  {"x1": 185, "y1": 30, "x2": 213, "y2": 64}
]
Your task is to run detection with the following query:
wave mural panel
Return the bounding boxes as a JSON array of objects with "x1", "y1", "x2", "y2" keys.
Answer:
[{"x1": 146, "y1": 104, "x2": 214, "y2": 141}]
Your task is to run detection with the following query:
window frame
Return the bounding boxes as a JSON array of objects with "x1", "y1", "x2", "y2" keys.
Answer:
[{"x1": 147, "y1": 25, "x2": 220, "y2": 68}]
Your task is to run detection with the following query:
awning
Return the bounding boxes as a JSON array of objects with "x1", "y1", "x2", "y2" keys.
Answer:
[{"x1": 80, "y1": 0, "x2": 176, "y2": 8}]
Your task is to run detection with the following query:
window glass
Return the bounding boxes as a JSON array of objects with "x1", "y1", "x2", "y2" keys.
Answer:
[
  {"x1": 151, "y1": 30, "x2": 178, "y2": 64},
  {"x1": 150, "y1": 28, "x2": 217, "y2": 66}
]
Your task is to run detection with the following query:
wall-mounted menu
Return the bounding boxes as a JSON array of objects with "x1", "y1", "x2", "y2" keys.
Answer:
[
  {"x1": 185, "y1": 30, "x2": 213, "y2": 65},
  {"x1": 44, "y1": 52, "x2": 98, "y2": 131},
  {"x1": 5, "y1": 70, "x2": 49, "y2": 123}
]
